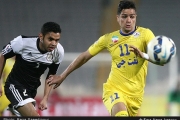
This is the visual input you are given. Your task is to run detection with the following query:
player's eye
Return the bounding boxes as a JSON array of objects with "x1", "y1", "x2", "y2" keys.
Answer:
[
  {"x1": 48, "y1": 38, "x2": 54, "y2": 41},
  {"x1": 130, "y1": 15, "x2": 136, "y2": 19},
  {"x1": 55, "y1": 39, "x2": 59, "y2": 42},
  {"x1": 121, "y1": 15, "x2": 136, "y2": 19},
  {"x1": 121, "y1": 15, "x2": 127, "y2": 18}
]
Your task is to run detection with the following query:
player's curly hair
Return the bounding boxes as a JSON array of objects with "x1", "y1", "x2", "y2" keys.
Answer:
[
  {"x1": 117, "y1": 0, "x2": 136, "y2": 15},
  {"x1": 41, "y1": 22, "x2": 61, "y2": 36}
]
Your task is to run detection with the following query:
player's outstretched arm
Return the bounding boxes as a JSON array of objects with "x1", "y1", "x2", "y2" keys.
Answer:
[
  {"x1": 129, "y1": 45, "x2": 164, "y2": 66},
  {"x1": 47, "y1": 50, "x2": 94, "y2": 89}
]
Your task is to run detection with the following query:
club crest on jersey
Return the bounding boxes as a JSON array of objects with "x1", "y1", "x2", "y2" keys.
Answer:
[
  {"x1": 133, "y1": 32, "x2": 140, "y2": 37},
  {"x1": 111, "y1": 36, "x2": 119, "y2": 43},
  {"x1": 46, "y1": 53, "x2": 53, "y2": 61}
]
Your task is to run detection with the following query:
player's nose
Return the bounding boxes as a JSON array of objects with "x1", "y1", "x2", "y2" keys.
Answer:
[{"x1": 51, "y1": 40, "x2": 57, "y2": 46}]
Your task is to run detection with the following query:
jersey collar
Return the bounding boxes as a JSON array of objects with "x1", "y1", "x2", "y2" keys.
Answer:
[
  {"x1": 120, "y1": 26, "x2": 137, "y2": 36},
  {"x1": 37, "y1": 38, "x2": 47, "y2": 54}
]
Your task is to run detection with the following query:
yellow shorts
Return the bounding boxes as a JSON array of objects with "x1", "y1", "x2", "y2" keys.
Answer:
[
  {"x1": 102, "y1": 83, "x2": 143, "y2": 116},
  {"x1": 0, "y1": 85, "x2": 10, "y2": 112}
]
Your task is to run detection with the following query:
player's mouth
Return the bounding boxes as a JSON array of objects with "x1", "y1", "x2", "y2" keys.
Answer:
[
  {"x1": 48, "y1": 47, "x2": 55, "y2": 51},
  {"x1": 125, "y1": 25, "x2": 131, "y2": 28}
]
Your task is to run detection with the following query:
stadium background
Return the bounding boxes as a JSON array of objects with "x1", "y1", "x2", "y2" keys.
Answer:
[{"x1": 0, "y1": 0, "x2": 180, "y2": 116}]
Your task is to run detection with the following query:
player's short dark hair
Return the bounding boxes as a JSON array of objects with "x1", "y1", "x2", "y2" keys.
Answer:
[
  {"x1": 117, "y1": 0, "x2": 136, "y2": 15},
  {"x1": 41, "y1": 22, "x2": 61, "y2": 36}
]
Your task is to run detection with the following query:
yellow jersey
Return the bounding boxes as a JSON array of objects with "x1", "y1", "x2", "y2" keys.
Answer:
[{"x1": 88, "y1": 26, "x2": 155, "y2": 96}]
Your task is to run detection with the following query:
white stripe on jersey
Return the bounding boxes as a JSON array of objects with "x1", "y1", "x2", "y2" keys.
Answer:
[
  {"x1": 2, "y1": 44, "x2": 12, "y2": 55},
  {"x1": 9, "y1": 35, "x2": 64, "y2": 64},
  {"x1": 9, "y1": 84, "x2": 23, "y2": 102}
]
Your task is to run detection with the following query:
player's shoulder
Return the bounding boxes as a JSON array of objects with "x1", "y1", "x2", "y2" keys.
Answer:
[
  {"x1": 136, "y1": 26, "x2": 153, "y2": 33},
  {"x1": 56, "y1": 43, "x2": 64, "y2": 54},
  {"x1": 11, "y1": 35, "x2": 38, "y2": 44},
  {"x1": 103, "y1": 30, "x2": 120, "y2": 37},
  {"x1": 14, "y1": 35, "x2": 38, "y2": 39},
  {"x1": 21, "y1": 35, "x2": 38, "y2": 42},
  {"x1": 106, "y1": 30, "x2": 119, "y2": 35}
]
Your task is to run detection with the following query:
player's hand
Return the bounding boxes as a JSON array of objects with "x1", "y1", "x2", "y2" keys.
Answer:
[
  {"x1": 47, "y1": 75, "x2": 65, "y2": 89},
  {"x1": 129, "y1": 45, "x2": 144, "y2": 58},
  {"x1": 38, "y1": 99, "x2": 47, "y2": 111},
  {"x1": 129, "y1": 45, "x2": 164, "y2": 66}
]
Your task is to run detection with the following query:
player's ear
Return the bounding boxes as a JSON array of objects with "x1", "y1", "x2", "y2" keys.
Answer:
[
  {"x1": 39, "y1": 33, "x2": 43, "y2": 40},
  {"x1": 116, "y1": 15, "x2": 120, "y2": 22}
]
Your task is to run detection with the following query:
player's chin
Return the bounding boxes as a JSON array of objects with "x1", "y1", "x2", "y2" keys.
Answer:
[{"x1": 124, "y1": 28, "x2": 132, "y2": 33}]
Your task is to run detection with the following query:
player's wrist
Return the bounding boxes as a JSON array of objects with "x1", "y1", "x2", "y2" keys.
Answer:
[{"x1": 142, "y1": 53, "x2": 149, "y2": 60}]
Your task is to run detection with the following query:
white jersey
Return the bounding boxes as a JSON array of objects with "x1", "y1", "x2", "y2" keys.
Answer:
[{"x1": 2, "y1": 35, "x2": 64, "y2": 90}]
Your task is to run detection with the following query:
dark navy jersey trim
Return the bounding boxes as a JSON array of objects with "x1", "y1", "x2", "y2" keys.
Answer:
[{"x1": 120, "y1": 26, "x2": 137, "y2": 36}]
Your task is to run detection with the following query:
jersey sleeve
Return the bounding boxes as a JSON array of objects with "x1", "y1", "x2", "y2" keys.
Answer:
[
  {"x1": 47, "y1": 63, "x2": 60, "y2": 78},
  {"x1": 53, "y1": 43, "x2": 64, "y2": 64},
  {"x1": 145, "y1": 29, "x2": 155, "y2": 45},
  {"x1": 10, "y1": 35, "x2": 24, "y2": 54},
  {"x1": 144, "y1": 29, "x2": 155, "y2": 53},
  {"x1": 47, "y1": 44, "x2": 64, "y2": 78},
  {"x1": 2, "y1": 35, "x2": 23, "y2": 59},
  {"x1": 88, "y1": 35, "x2": 107, "y2": 56}
]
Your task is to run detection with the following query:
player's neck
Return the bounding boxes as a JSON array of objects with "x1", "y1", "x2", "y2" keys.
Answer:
[
  {"x1": 38, "y1": 38, "x2": 47, "y2": 53},
  {"x1": 120, "y1": 27, "x2": 136, "y2": 36}
]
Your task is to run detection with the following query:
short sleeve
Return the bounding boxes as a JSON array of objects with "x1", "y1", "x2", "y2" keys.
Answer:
[
  {"x1": 10, "y1": 35, "x2": 24, "y2": 54},
  {"x1": 2, "y1": 35, "x2": 23, "y2": 59},
  {"x1": 88, "y1": 35, "x2": 107, "y2": 56},
  {"x1": 145, "y1": 29, "x2": 155, "y2": 45}
]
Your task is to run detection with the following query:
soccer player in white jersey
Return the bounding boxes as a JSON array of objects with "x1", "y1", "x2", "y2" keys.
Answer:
[
  {"x1": 0, "y1": 22, "x2": 64, "y2": 116},
  {"x1": 47, "y1": 1, "x2": 164, "y2": 117}
]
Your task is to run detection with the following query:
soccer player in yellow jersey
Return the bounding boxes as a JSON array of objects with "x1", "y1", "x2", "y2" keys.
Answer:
[
  {"x1": 0, "y1": 57, "x2": 15, "y2": 116},
  {"x1": 47, "y1": 0, "x2": 162, "y2": 116}
]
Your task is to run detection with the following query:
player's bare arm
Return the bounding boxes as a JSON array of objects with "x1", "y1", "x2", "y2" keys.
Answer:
[
  {"x1": 38, "y1": 79, "x2": 53, "y2": 111},
  {"x1": 47, "y1": 50, "x2": 93, "y2": 89},
  {"x1": 0, "y1": 53, "x2": 6, "y2": 97}
]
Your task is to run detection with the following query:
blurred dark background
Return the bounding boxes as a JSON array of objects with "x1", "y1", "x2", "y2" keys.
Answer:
[{"x1": 0, "y1": 0, "x2": 179, "y2": 60}]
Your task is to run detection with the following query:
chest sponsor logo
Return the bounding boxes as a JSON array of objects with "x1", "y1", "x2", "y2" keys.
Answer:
[
  {"x1": 46, "y1": 53, "x2": 53, "y2": 62},
  {"x1": 133, "y1": 32, "x2": 140, "y2": 37}
]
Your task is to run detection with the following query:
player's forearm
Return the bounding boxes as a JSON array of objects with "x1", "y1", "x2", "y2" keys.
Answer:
[
  {"x1": 62, "y1": 51, "x2": 91, "y2": 78},
  {"x1": 0, "y1": 54, "x2": 6, "y2": 81},
  {"x1": 43, "y1": 80, "x2": 53, "y2": 100}
]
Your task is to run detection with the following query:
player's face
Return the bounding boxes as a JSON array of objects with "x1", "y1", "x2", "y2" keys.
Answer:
[
  {"x1": 39, "y1": 32, "x2": 60, "y2": 52},
  {"x1": 117, "y1": 8, "x2": 137, "y2": 34}
]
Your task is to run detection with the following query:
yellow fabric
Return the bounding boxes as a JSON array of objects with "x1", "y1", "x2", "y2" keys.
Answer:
[
  {"x1": 0, "y1": 58, "x2": 15, "y2": 115},
  {"x1": 88, "y1": 27, "x2": 154, "y2": 96},
  {"x1": 102, "y1": 83, "x2": 142, "y2": 116},
  {"x1": 115, "y1": 111, "x2": 128, "y2": 116},
  {"x1": 88, "y1": 27, "x2": 155, "y2": 116},
  {"x1": 0, "y1": 86, "x2": 10, "y2": 113}
]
